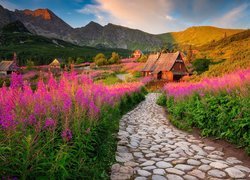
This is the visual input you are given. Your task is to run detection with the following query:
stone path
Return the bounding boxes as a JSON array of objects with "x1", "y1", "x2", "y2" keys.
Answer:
[
  {"x1": 116, "y1": 74, "x2": 132, "y2": 81},
  {"x1": 111, "y1": 93, "x2": 250, "y2": 180}
]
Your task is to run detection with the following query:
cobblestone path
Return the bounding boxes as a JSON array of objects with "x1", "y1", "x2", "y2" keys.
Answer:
[{"x1": 111, "y1": 93, "x2": 250, "y2": 180}]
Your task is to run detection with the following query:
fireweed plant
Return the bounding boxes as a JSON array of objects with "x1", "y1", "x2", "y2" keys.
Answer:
[
  {"x1": 158, "y1": 68, "x2": 250, "y2": 154},
  {"x1": 0, "y1": 72, "x2": 147, "y2": 178}
]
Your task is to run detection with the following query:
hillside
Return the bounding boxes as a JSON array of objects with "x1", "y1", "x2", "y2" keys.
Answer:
[
  {"x1": 194, "y1": 30, "x2": 250, "y2": 78},
  {"x1": 158, "y1": 26, "x2": 243, "y2": 46},
  {"x1": 0, "y1": 21, "x2": 131, "y2": 65}
]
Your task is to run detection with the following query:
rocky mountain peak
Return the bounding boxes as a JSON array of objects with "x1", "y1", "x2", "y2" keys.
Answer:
[
  {"x1": 22, "y1": 8, "x2": 52, "y2": 20},
  {"x1": 84, "y1": 21, "x2": 103, "y2": 29}
]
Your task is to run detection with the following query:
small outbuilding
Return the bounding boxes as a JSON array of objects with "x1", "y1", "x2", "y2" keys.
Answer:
[
  {"x1": 49, "y1": 58, "x2": 63, "y2": 68},
  {"x1": 141, "y1": 51, "x2": 189, "y2": 81},
  {"x1": 133, "y1": 49, "x2": 143, "y2": 59},
  {"x1": 0, "y1": 53, "x2": 19, "y2": 75}
]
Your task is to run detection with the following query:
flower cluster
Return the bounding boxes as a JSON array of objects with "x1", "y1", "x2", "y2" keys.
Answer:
[
  {"x1": 121, "y1": 62, "x2": 145, "y2": 73},
  {"x1": 164, "y1": 68, "x2": 250, "y2": 99},
  {"x1": 0, "y1": 72, "x2": 145, "y2": 141}
]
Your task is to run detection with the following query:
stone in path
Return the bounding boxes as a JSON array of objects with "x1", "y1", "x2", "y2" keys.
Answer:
[{"x1": 110, "y1": 93, "x2": 250, "y2": 179}]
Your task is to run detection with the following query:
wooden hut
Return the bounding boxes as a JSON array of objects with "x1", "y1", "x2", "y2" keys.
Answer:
[
  {"x1": 49, "y1": 58, "x2": 63, "y2": 68},
  {"x1": 141, "y1": 51, "x2": 189, "y2": 81},
  {"x1": 0, "y1": 61, "x2": 18, "y2": 75},
  {"x1": 133, "y1": 49, "x2": 143, "y2": 59},
  {"x1": 0, "y1": 53, "x2": 19, "y2": 75}
]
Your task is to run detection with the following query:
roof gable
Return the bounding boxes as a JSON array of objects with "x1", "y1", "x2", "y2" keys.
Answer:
[{"x1": 50, "y1": 59, "x2": 61, "y2": 66}]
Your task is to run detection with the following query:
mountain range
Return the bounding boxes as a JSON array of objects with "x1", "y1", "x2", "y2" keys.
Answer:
[{"x1": 0, "y1": 5, "x2": 245, "y2": 51}]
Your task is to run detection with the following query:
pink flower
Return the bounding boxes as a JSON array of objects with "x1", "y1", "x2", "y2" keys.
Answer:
[
  {"x1": 61, "y1": 128, "x2": 72, "y2": 141},
  {"x1": 44, "y1": 118, "x2": 56, "y2": 129},
  {"x1": 10, "y1": 72, "x2": 23, "y2": 89}
]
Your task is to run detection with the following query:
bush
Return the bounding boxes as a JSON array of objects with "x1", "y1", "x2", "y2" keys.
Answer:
[
  {"x1": 108, "y1": 52, "x2": 120, "y2": 64},
  {"x1": 94, "y1": 53, "x2": 108, "y2": 66},
  {"x1": 163, "y1": 89, "x2": 250, "y2": 154},
  {"x1": 0, "y1": 78, "x2": 10, "y2": 87},
  {"x1": 192, "y1": 59, "x2": 211, "y2": 74},
  {"x1": 156, "y1": 94, "x2": 166, "y2": 106},
  {"x1": 76, "y1": 57, "x2": 85, "y2": 64},
  {"x1": 137, "y1": 54, "x2": 148, "y2": 62},
  {"x1": 26, "y1": 60, "x2": 35, "y2": 70},
  {"x1": 133, "y1": 71, "x2": 142, "y2": 78}
]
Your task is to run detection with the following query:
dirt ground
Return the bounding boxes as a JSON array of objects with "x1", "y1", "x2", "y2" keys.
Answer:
[{"x1": 192, "y1": 128, "x2": 250, "y2": 167}]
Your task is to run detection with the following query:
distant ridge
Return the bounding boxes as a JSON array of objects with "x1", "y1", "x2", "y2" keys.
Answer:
[
  {"x1": 0, "y1": 5, "x2": 245, "y2": 50},
  {"x1": 158, "y1": 26, "x2": 243, "y2": 46}
]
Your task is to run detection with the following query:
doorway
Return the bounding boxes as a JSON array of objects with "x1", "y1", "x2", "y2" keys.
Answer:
[
  {"x1": 157, "y1": 71, "x2": 162, "y2": 80},
  {"x1": 173, "y1": 75, "x2": 182, "y2": 81}
]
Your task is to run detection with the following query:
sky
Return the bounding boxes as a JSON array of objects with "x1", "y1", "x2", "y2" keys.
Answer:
[{"x1": 0, "y1": 0, "x2": 250, "y2": 34}]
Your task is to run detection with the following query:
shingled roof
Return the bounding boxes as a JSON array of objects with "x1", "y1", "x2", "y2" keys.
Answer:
[
  {"x1": 152, "y1": 51, "x2": 181, "y2": 74},
  {"x1": 141, "y1": 54, "x2": 159, "y2": 71},
  {"x1": 0, "y1": 61, "x2": 16, "y2": 71},
  {"x1": 141, "y1": 51, "x2": 187, "y2": 74}
]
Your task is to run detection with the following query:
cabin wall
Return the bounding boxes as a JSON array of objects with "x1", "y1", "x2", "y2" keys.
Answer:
[
  {"x1": 142, "y1": 71, "x2": 151, "y2": 77},
  {"x1": 162, "y1": 71, "x2": 173, "y2": 81},
  {"x1": 171, "y1": 62, "x2": 187, "y2": 73}
]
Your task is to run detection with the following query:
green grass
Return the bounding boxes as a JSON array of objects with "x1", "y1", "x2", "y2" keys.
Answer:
[{"x1": 97, "y1": 75, "x2": 122, "y2": 85}]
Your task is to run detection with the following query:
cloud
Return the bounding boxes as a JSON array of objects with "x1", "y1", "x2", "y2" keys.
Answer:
[
  {"x1": 213, "y1": 3, "x2": 250, "y2": 28},
  {"x1": 165, "y1": 15, "x2": 174, "y2": 21},
  {"x1": 77, "y1": 0, "x2": 250, "y2": 34},
  {"x1": 78, "y1": 0, "x2": 180, "y2": 34},
  {"x1": 0, "y1": 0, "x2": 19, "y2": 10}
]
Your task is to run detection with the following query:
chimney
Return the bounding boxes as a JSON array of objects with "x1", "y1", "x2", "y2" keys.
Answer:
[{"x1": 13, "y1": 52, "x2": 17, "y2": 64}]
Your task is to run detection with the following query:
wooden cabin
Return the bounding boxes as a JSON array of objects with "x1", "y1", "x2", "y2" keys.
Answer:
[
  {"x1": 133, "y1": 49, "x2": 143, "y2": 59},
  {"x1": 0, "y1": 53, "x2": 19, "y2": 75},
  {"x1": 141, "y1": 51, "x2": 189, "y2": 81}
]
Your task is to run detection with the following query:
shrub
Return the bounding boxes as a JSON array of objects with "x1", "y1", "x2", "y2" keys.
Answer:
[
  {"x1": 108, "y1": 52, "x2": 120, "y2": 64},
  {"x1": 161, "y1": 88, "x2": 250, "y2": 155},
  {"x1": 76, "y1": 57, "x2": 85, "y2": 64},
  {"x1": 94, "y1": 53, "x2": 108, "y2": 66},
  {"x1": 162, "y1": 68, "x2": 250, "y2": 154},
  {"x1": 156, "y1": 94, "x2": 166, "y2": 106},
  {"x1": 192, "y1": 58, "x2": 211, "y2": 74},
  {"x1": 137, "y1": 54, "x2": 148, "y2": 62},
  {"x1": 26, "y1": 59, "x2": 35, "y2": 70}
]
